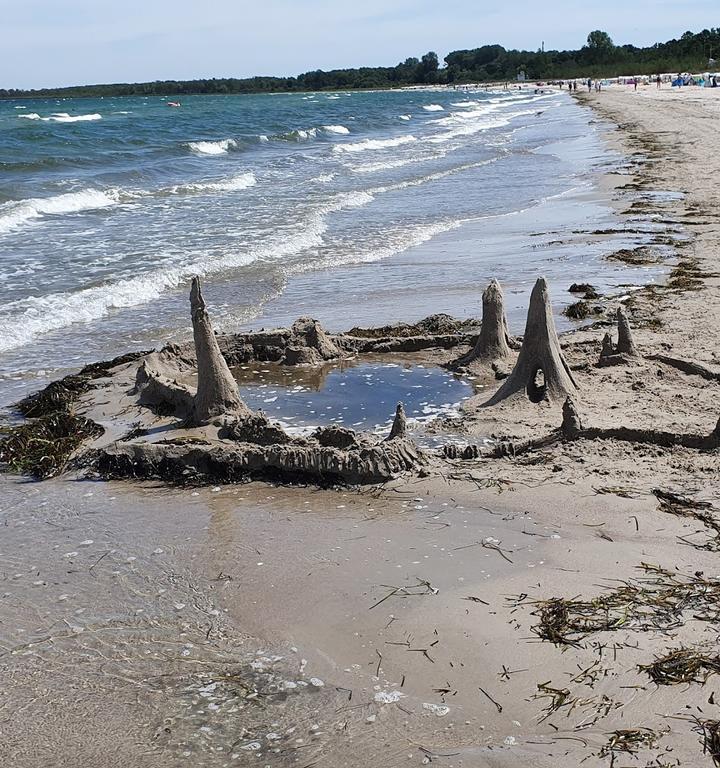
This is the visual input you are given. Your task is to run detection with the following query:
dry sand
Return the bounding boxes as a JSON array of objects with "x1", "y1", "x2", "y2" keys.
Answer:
[{"x1": 2, "y1": 86, "x2": 720, "y2": 767}]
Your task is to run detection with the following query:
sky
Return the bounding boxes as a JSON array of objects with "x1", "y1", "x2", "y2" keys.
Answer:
[{"x1": 0, "y1": 0, "x2": 717, "y2": 89}]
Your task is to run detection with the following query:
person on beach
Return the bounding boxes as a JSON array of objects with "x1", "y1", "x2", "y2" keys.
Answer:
[
  {"x1": 656, "y1": 75, "x2": 662, "y2": 88},
  {"x1": 587, "y1": 77, "x2": 592, "y2": 91},
  {"x1": 633, "y1": 77, "x2": 638, "y2": 91}
]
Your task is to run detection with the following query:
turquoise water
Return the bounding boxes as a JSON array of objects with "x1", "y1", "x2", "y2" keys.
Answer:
[{"x1": 0, "y1": 88, "x2": 665, "y2": 404}]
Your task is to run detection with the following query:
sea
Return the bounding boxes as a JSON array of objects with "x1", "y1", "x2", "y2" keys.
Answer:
[{"x1": 0, "y1": 87, "x2": 668, "y2": 407}]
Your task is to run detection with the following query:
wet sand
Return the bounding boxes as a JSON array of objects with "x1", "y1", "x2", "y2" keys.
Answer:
[{"x1": 2, "y1": 86, "x2": 720, "y2": 767}]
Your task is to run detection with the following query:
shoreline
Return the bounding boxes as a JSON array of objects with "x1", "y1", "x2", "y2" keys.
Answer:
[
  {"x1": 0, "y1": 92, "x2": 669, "y2": 411},
  {"x1": 2, "y1": 88, "x2": 720, "y2": 766}
]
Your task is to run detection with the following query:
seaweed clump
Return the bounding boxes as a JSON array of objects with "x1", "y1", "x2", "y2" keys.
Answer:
[
  {"x1": 640, "y1": 648, "x2": 720, "y2": 686},
  {"x1": 599, "y1": 728, "x2": 659, "y2": 763},
  {"x1": 0, "y1": 352, "x2": 141, "y2": 479},
  {"x1": 693, "y1": 719, "x2": 720, "y2": 767},
  {"x1": 523, "y1": 564, "x2": 720, "y2": 647},
  {"x1": 563, "y1": 300, "x2": 603, "y2": 320},
  {"x1": 18, "y1": 351, "x2": 147, "y2": 417},
  {"x1": 0, "y1": 412, "x2": 103, "y2": 479}
]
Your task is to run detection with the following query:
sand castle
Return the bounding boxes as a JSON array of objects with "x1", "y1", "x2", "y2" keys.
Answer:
[{"x1": 2, "y1": 270, "x2": 718, "y2": 488}]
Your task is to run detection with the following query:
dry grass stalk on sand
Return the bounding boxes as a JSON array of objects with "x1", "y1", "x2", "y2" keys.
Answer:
[
  {"x1": 640, "y1": 648, "x2": 720, "y2": 686},
  {"x1": 520, "y1": 564, "x2": 720, "y2": 647}
]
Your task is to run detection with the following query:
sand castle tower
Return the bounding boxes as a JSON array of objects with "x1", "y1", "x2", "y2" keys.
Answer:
[
  {"x1": 189, "y1": 276, "x2": 249, "y2": 425},
  {"x1": 486, "y1": 277, "x2": 577, "y2": 405},
  {"x1": 457, "y1": 279, "x2": 513, "y2": 367}
]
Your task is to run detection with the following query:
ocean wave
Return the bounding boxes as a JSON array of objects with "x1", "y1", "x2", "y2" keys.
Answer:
[
  {"x1": 422, "y1": 104, "x2": 445, "y2": 112},
  {"x1": 428, "y1": 116, "x2": 511, "y2": 144},
  {"x1": 371, "y1": 157, "x2": 498, "y2": 196},
  {"x1": 170, "y1": 172, "x2": 257, "y2": 195},
  {"x1": 333, "y1": 135, "x2": 417, "y2": 154},
  {"x1": 0, "y1": 189, "x2": 121, "y2": 235},
  {"x1": 349, "y1": 152, "x2": 447, "y2": 174},
  {"x1": 290, "y1": 219, "x2": 463, "y2": 275},
  {"x1": 289, "y1": 128, "x2": 317, "y2": 140},
  {"x1": 399, "y1": 114, "x2": 412, "y2": 120},
  {"x1": 310, "y1": 173, "x2": 336, "y2": 183},
  {"x1": 187, "y1": 139, "x2": 237, "y2": 155},
  {"x1": 0, "y1": 188, "x2": 378, "y2": 351},
  {"x1": 322, "y1": 124, "x2": 350, "y2": 135},
  {"x1": 52, "y1": 113, "x2": 102, "y2": 122},
  {"x1": 18, "y1": 112, "x2": 103, "y2": 123}
]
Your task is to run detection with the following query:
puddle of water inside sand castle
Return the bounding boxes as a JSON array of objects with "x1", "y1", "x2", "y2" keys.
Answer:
[{"x1": 234, "y1": 360, "x2": 474, "y2": 438}]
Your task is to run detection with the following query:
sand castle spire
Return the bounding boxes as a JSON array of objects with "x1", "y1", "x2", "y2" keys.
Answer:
[
  {"x1": 561, "y1": 395, "x2": 584, "y2": 436},
  {"x1": 616, "y1": 306, "x2": 638, "y2": 356},
  {"x1": 387, "y1": 402, "x2": 408, "y2": 440},
  {"x1": 470, "y1": 279, "x2": 512, "y2": 363},
  {"x1": 486, "y1": 277, "x2": 577, "y2": 405},
  {"x1": 189, "y1": 276, "x2": 249, "y2": 425},
  {"x1": 450, "y1": 279, "x2": 513, "y2": 368}
]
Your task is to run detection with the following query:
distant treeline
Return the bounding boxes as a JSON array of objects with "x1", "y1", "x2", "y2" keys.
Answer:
[{"x1": 2, "y1": 28, "x2": 719, "y2": 99}]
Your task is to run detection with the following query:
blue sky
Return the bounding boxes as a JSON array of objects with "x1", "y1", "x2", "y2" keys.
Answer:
[{"x1": 1, "y1": 0, "x2": 716, "y2": 89}]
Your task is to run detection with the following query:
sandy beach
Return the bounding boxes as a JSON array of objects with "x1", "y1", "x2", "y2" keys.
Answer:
[{"x1": 2, "y1": 84, "x2": 720, "y2": 768}]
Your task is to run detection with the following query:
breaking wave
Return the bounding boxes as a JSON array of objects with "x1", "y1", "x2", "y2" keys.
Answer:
[
  {"x1": 187, "y1": 139, "x2": 238, "y2": 155},
  {"x1": 333, "y1": 135, "x2": 417, "y2": 154},
  {"x1": 18, "y1": 112, "x2": 102, "y2": 123},
  {"x1": 0, "y1": 189, "x2": 121, "y2": 235},
  {"x1": 422, "y1": 104, "x2": 444, "y2": 112},
  {"x1": 0, "y1": 188, "x2": 377, "y2": 352},
  {"x1": 170, "y1": 172, "x2": 257, "y2": 195},
  {"x1": 322, "y1": 125, "x2": 350, "y2": 135}
]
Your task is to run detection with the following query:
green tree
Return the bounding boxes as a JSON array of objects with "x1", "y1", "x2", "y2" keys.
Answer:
[{"x1": 587, "y1": 30, "x2": 614, "y2": 50}]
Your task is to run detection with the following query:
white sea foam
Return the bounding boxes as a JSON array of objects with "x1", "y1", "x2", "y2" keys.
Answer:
[
  {"x1": 0, "y1": 187, "x2": 377, "y2": 351},
  {"x1": 399, "y1": 114, "x2": 411, "y2": 120},
  {"x1": 292, "y1": 128, "x2": 318, "y2": 140},
  {"x1": 333, "y1": 135, "x2": 417, "y2": 154},
  {"x1": 311, "y1": 172, "x2": 336, "y2": 183},
  {"x1": 0, "y1": 189, "x2": 121, "y2": 235},
  {"x1": 51, "y1": 113, "x2": 102, "y2": 123},
  {"x1": 171, "y1": 172, "x2": 257, "y2": 195},
  {"x1": 322, "y1": 124, "x2": 350, "y2": 135},
  {"x1": 187, "y1": 139, "x2": 237, "y2": 155},
  {"x1": 290, "y1": 217, "x2": 464, "y2": 276},
  {"x1": 372, "y1": 157, "x2": 498, "y2": 195},
  {"x1": 422, "y1": 104, "x2": 444, "y2": 112},
  {"x1": 21, "y1": 112, "x2": 103, "y2": 123},
  {"x1": 349, "y1": 152, "x2": 446, "y2": 174}
]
